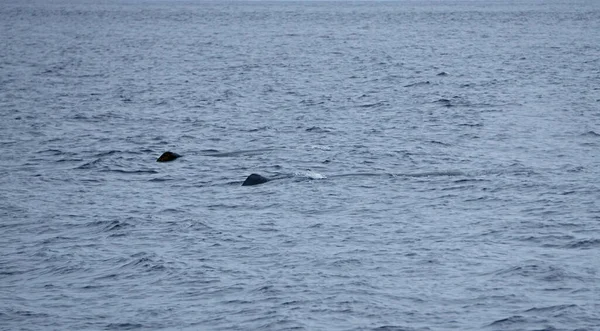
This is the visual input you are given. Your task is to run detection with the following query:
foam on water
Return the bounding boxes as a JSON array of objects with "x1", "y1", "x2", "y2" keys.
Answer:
[{"x1": 294, "y1": 170, "x2": 327, "y2": 180}]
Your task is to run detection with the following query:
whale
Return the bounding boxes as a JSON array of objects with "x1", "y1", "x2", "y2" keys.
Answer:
[
  {"x1": 239, "y1": 170, "x2": 467, "y2": 186},
  {"x1": 241, "y1": 171, "x2": 322, "y2": 186},
  {"x1": 242, "y1": 173, "x2": 270, "y2": 186},
  {"x1": 157, "y1": 151, "x2": 180, "y2": 162}
]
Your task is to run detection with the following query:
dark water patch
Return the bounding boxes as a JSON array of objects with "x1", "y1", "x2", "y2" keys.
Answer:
[
  {"x1": 5, "y1": 308, "x2": 51, "y2": 319},
  {"x1": 251, "y1": 284, "x2": 281, "y2": 295},
  {"x1": 453, "y1": 178, "x2": 489, "y2": 184},
  {"x1": 433, "y1": 96, "x2": 473, "y2": 108},
  {"x1": 106, "y1": 323, "x2": 145, "y2": 330},
  {"x1": 332, "y1": 258, "x2": 363, "y2": 269},
  {"x1": 565, "y1": 166, "x2": 584, "y2": 173},
  {"x1": 159, "y1": 208, "x2": 182, "y2": 214},
  {"x1": 558, "y1": 190, "x2": 577, "y2": 195},
  {"x1": 372, "y1": 326, "x2": 431, "y2": 331},
  {"x1": 148, "y1": 176, "x2": 176, "y2": 182},
  {"x1": 104, "y1": 168, "x2": 158, "y2": 175},
  {"x1": 56, "y1": 157, "x2": 84, "y2": 163},
  {"x1": 244, "y1": 126, "x2": 271, "y2": 132},
  {"x1": 458, "y1": 122, "x2": 483, "y2": 127},
  {"x1": 0, "y1": 139, "x2": 19, "y2": 146},
  {"x1": 427, "y1": 140, "x2": 451, "y2": 146},
  {"x1": 435, "y1": 98, "x2": 452, "y2": 107},
  {"x1": 0, "y1": 267, "x2": 29, "y2": 277},
  {"x1": 222, "y1": 299, "x2": 254, "y2": 305}
]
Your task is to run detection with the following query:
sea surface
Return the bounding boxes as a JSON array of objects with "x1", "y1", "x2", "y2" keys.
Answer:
[{"x1": 1, "y1": 0, "x2": 599, "y2": 330}]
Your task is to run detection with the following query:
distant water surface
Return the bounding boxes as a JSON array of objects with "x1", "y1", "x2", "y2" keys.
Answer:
[{"x1": 1, "y1": 1, "x2": 599, "y2": 330}]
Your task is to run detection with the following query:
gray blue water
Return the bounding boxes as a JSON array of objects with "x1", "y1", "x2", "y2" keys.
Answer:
[{"x1": 1, "y1": 1, "x2": 599, "y2": 330}]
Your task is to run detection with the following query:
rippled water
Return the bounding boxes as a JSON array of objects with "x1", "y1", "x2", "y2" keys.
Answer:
[{"x1": 1, "y1": 1, "x2": 599, "y2": 330}]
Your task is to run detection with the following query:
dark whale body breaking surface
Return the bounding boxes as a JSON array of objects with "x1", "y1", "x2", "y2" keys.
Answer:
[
  {"x1": 157, "y1": 151, "x2": 180, "y2": 162},
  {"x1": 242, "y1": 173, "x2": 269, "y2": 186}
]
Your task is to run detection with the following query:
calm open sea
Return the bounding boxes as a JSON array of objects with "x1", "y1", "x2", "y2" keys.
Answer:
[{"x1": 1, "y1": 0, "x2": 599, "y2": 330}]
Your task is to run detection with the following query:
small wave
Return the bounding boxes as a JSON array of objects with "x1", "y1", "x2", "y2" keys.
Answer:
[
  {"x1": 37, "y1": 148, "x2": 67, "y2": 156},
  {"x1": 434, "y1": 98, "x2": 452, "y2": 107},
  {"x1": 56, "y1": 157, "x2": 84, "y2": 163},
  {"x1": 89, "y1": 219, "x2": 133, "y2": 232},
  {"x1": 251, "y1": 284, "x2": 280, "y2": 294},
  {"x1": 203, "y1": 148, "x2": 276, "y2": 157},
  {"x1": 491, "y1": 263, "x2": 582, "y2": 282},
  {"x1": 564, "y1": 238, "x2": 600, "y2": 249},
  {"x1": 487, "y1": 315, "x2": 527, "y2": 327},
  {"x1": 94, "y1": 150, "x2": 121, "y2": 157},
  {"x1": 402, "y1": 171, "x2": 464, "y2": 177},
  {"x1": 582, "y1": 130, "x2": 600, "y2": 137},
  {"x1": 524, "y1": 304, "x2": 578, "y2": 314},
  {"x1": 200, "y1": 149, "x2": 220, "y2": 153},
  {"x1": 306, "y1": 126, "x2": 332, "y2": 133},
  {"x1": 75, "y1": 158, "x2": 102, "y2": 169},
  {"x1": 119, "y1": 252, "x2": 166, "y2": 272},
  {"x1": 106, "y1": 169, "x2": 158, "y2": 175},
  {"x1": 300, "y1": 98, "x2": 326, "y2": 106},
  {"x1": 358, "y1": 101, "x2": 387, "y2": 108},
  {"x1": 459, "y1": 122, "x2": 483, "y2": 127},
  {"x1": 404, "y1": 81, "x2": 430, "y2": 87},
  {"x1": 5, "y1": 308, "x2": 50, "y2": 319}
]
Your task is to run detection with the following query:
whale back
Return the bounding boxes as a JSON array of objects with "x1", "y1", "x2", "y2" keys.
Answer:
[
  {"x1": 242, "y1": 173, "x2": 269, "y2": 186},
  {"x1": 157, "y1": 151, "x2": 180, "y2": 162}
]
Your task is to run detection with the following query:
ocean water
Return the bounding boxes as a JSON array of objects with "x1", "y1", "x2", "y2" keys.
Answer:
[{"x1": 1, "y1": 0, "x2": 599, "y2": 330}]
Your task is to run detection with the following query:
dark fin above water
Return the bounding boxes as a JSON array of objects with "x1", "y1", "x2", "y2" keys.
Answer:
[
  {"x1": 242, "y1": 173, "x2": 269, "y2": 186},
  {"x1": 156, "y1": 151, "x2": 181, "y2": 162}
]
